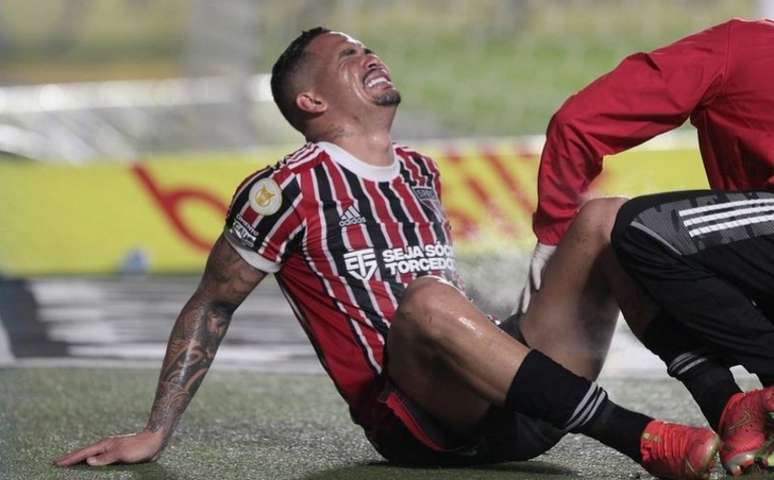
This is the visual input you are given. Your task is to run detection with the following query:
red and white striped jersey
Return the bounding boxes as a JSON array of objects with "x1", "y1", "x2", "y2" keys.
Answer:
[{"x1": 224, "y1": 141, "x2": 460, "y2": 427}]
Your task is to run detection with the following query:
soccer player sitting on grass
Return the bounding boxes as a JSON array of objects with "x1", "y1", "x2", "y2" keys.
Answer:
[{"x1": 55, "y1": 28, "x2": 720, "y2": 479}]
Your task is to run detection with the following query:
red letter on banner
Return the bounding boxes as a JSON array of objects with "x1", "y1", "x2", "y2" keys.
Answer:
[{"x1": 131, "y1": 164, "x2": 228, "y2": 253}]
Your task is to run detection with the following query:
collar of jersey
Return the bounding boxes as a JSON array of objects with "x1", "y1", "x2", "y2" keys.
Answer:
[{"x1": 317, "y1": 141, "x2": 401, "y2": 182}]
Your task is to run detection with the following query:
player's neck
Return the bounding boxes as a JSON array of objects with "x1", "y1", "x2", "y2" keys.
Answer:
[
  {"x1": 308, "y1": 106, "x2": 396, "y2": 166},
  {"x1": 330, "y1": 131, "x2": 394, "y2": 167}
]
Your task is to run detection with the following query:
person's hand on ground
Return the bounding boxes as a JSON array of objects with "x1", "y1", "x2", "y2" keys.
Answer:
[{"x1": 53, "y1": 430, "x2": 165, "y2": 467}]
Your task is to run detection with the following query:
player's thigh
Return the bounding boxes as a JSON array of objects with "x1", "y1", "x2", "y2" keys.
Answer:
[
  {"x1": 520, "y1": 198, "x2": 625, "y2": 379},
  {"x1": 385, "y1": 325, "x2": 492, "y2": 435},
  {"x1": 388, "y1": 274, "x2": 539, "y2": 434}
]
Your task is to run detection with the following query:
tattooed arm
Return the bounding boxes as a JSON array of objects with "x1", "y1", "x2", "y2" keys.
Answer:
[
  {"x1": 54, "y1": 234, "x2": 266, "y2": 467},
  {"x1": 145, "y1": 233, "x2": 265, "y2": 443}
]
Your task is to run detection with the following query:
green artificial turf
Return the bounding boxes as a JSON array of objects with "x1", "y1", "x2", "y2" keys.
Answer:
[{"x1": 2, "y1": 367, "x2": 767, "y2": 479}]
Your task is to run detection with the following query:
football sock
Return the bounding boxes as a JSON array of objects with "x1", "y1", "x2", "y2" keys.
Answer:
[
  {"x1": 641, "y1": 312, "x2": 740, "y2": 430},
  {"x1": 582, "y1": 400, "x2": 652, "y2": 463},
  {"x1": 675, "y1": 362, "x2": 740, "y2": 431},
  {"x1": 505, "y1": 350, "x2": 650, "y2": 462}
]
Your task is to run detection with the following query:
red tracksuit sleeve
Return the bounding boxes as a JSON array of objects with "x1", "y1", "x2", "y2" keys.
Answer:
[{"x1": 533, "y1": 21, "x2": 730, "y2": 245}]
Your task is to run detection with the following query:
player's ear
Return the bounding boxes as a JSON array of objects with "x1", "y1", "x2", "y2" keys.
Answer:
[{"x1": 296, "y1": 92, "x2": 327, "y2": 114}]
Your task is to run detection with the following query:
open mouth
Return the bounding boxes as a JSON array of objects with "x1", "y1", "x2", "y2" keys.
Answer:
[{"x1": 363, "y1": 69, "x2": 393, "y2": 90}]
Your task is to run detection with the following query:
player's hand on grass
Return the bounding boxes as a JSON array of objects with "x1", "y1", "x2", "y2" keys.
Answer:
[
  {"x1": 516, "y1": 242, "x2": 557, "y2": 314},
  {"x1": 53, "y1": 430, "x2": 166, "y2": 467}
]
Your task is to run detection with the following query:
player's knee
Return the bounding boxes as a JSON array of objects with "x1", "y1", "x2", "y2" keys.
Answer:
[
  {"x1": 575, "y1": 197, "x2": 628, "y2": 244},
  {"x1": 393, "y1": 276, "x2": 460, "y2": 346}
]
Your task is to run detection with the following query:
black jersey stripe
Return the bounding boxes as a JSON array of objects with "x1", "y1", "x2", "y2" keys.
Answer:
[
  {"x1": 410, "y1": 153, "x2": 450, "y2": 244},
  {"x1": 251, "y1": 176, "x2": 302, "y2": 239},
  {"x1": 398, "y1": 161, "x2": 441, "y2": 246},
  {"x1": 321, "y1": 161, "x2": 390, "y2": 341},
  {"x1": 312, "y1": 165, "x2": 345, "y2": 253},
  {"x1": 252, "y1": 183, "x2": 303, "y2": 260},
  {"x1": 313, "y1": 163, "x2": 381, "y2": 374},
  {"x1": 278, "y1": 220, "x2": 306, "y2": 264},
  {"x1": 395, "y1": 158, "x2": 458, "y2": 284},
  {"x1": 338, "y1": 166, "x2": 393, "y2": 337},
  {"x1": 286, "y1": 143, "x2": 315, "y2": 164},
  {"x1": 361, "y1": 177, "x2": 412, "y2": 305},
  {"x1": 340, "y1": 167, "x2": 389, "y2": 250},
  {"x1": 378, "y1": 178, "x2": 421, "y2": 248},
  {"x1": 296, "y1": 167, "x2": 379, "y2": 371},
  {"x1": 409, "y1": 152, "x2": 433, "y2": 186},
  {"x1": 354, "y1": 175, "x2": 406, "y2": 314}
]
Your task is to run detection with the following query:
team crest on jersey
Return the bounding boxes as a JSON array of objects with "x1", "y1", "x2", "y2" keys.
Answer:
[
  {"x1": 412, "y1": 186, "x2": 444, "y2": 220},
  {"x1": 343, "y1": 249, "x2": 378, "y2": 281},
  {"x1": 249, "y1": 179, "x2": 282, "y2": 216}
]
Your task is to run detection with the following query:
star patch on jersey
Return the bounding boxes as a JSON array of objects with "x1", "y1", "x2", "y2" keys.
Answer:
[{"x1": 249, "y1": 178, "x2": 282, "y2": 216}]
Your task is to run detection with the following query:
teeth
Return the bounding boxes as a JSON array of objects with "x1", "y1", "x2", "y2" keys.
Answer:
[{"x1": 366, "y1": 77, "x2": 389, "y2": 88}]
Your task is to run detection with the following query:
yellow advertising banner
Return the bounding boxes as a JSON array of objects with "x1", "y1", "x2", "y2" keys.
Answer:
[{"x1": 0, "y1": 141, "x2": 708, "y2": 275}]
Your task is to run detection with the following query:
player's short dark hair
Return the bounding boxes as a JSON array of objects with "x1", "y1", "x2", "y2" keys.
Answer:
[{"x1": 271, "y1": 27, "x2": 331, "y2": 132}]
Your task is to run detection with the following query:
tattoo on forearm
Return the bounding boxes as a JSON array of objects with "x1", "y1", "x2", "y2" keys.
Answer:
[
  {"x1": 145, "y1": 301, "x2": 229, "y2": 437},
  {"x1": 145, "y1": 235, "x2": 263, "y2": 441}
]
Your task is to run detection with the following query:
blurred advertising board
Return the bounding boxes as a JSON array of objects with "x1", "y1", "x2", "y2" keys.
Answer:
[{"x1": 0, "y1": 138, "x2": 707, "y2": 275}]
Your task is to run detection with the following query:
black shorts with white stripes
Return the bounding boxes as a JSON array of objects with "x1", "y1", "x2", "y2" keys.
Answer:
[{"x1": 611, "y1": 190, "x2": 774, "y2": 376}]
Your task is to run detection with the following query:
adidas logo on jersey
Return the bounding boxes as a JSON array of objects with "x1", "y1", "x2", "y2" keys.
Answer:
[{"x1": 338, "y1": 205, "x2": 367, "y2": 227}]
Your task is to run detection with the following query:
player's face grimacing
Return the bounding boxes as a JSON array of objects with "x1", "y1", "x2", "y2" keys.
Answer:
[{"x1": 310, "y1": 32, "x2": 401, "y2": 110}]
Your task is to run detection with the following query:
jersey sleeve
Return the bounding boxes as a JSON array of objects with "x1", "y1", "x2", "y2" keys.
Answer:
[
  {"x1": 223, "y1": 165, "x2": 304, "y2": 273},
  {"x1": 533, "y1": 20, "x2": 731, "y2": 245}
]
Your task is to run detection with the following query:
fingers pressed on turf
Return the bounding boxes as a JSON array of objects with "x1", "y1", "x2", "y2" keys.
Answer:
[
  {"x1": 87, "y1": 451, "x2": 118, "y2": 466},
  {"x1": 54, "y1": 440, "x2": 109, "y2": 466}
]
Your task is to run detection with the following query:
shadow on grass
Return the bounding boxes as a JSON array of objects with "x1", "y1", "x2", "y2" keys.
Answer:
[
  {"x1": 65, "y1": 462, "x2": 182, "y2": 480},
  {"x1": 297, "y1": 460, "x2": 577, "y2": 480}
]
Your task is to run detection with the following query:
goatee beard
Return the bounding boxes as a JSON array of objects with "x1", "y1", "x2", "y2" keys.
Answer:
[{"x1": 375, "y1": 91, "x2": 401, "y2": 106}]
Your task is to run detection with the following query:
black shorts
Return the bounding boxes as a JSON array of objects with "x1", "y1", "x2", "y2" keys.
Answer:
[
  {"x1": 359, "y1": 315, "x2": 563, "y2": 467},
  {"x1": 612, "y1": 189, "x2": 774, "y2": 376}
]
